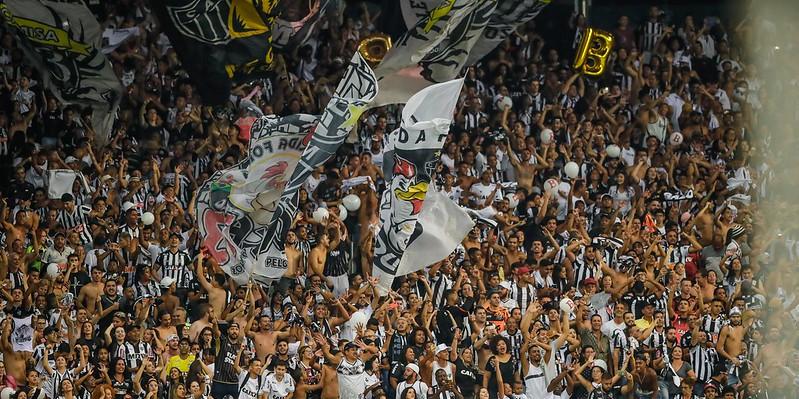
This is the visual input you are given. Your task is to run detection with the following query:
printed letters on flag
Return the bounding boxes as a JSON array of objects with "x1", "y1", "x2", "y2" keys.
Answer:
[
  {"x1": 371, "y1": 0, "x2": 494, "y2": 108},
  {"x1": 255, "y1": 53, "x2": 378, "y2": 284},
  {"x1": 195, "y1": 115, "x2": 314, "y2": 284},
  {"x1": 0, "y1": 0, "x2": 123, "y2": 141},
  {"x1": 372, "y1": 79, "x2": 464, "y2": 293}
]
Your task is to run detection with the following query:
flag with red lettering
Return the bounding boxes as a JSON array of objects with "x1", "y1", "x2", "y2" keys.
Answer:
[{"x1": 372, "y1": 79, "x2": 464, "y2": 293}]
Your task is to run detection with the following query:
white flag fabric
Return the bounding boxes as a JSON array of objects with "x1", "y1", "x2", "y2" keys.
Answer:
[
  {"x1": 47, "y1": 170, "x2": 86, "y2": 199},
  {"x1": 371, "y1": 0, "x2": 494, "y2": 108},
  {"x1": 373, "y1": 79, "x2": 464, "y2": 294},
  {"x1": 396, "y1": 189, "x2": 475, "y2": 276}
]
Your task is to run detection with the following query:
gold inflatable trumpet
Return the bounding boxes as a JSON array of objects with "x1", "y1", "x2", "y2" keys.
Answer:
[
  {"x1": 358, "y1": 33, "x2": 392, "y2": 66},
  {"x1": 572, "y1": 27, "x2": 614, "y2": 77}
]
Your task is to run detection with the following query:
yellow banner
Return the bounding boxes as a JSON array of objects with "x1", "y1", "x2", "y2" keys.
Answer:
[{"x1": 0, "y1": 4, "x2": 90, "y2": 56}]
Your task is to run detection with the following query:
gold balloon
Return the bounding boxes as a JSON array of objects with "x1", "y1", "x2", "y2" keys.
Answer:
[
  {"x1": 572, "y1": 27, "x2": 615, "y2": 77},
  {"x1": 358, "y1": 33, "x2": 392, "y2": 66}
]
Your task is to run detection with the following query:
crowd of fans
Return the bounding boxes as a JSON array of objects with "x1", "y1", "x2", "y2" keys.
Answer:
[{"x1": 0, "y1": 1, "x2": 793, "y2": 399}]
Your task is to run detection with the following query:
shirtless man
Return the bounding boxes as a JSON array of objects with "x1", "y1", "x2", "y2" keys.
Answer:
[
  {"x1": 155, "y1": 311, "x2": 178, "y2": 347},
  {"x1": 188, "y1": 304, "x2": 213, "y2": 343},
  {"x1": 716, "y1": 307, "x2": 750, "y2": 372},
  {"x1": 249, "y1": 315, "x2": 291, "y2": 361},
  {"x1": 284, "y1": 231, "x2": 302, "y2": 282},
  {"x1": 0, "y1": 202, "x2": 38, "y2": 253},
  {"x1": 309, "y1": 232, "x2": 330, "y2": 286},
  {"x1": 0, "y1": 318, "x2": 30, "y2": 383},
  {"x1": 196, "y1": 251, "x2": 226, "y2": 320},
  {"x1": 77, "y1": 268, "x2": 106, "y2": 315}
]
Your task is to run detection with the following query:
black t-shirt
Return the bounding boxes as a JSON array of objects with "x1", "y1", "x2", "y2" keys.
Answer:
[{"x1": 454, "y1": 359, "x2": 478, "y2": 397}]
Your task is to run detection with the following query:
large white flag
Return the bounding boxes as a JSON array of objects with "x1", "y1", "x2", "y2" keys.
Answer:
[
  {"x1": 371, "y1": 0, "x2": 495, "y2": 108},
  {"x1": 47, "y1": 170, "x2": 88, "y2": 199},
  {"x1": 372, "y1": 79, "x2": 464, "y2": 293},
  {"x1": 396, "y1": 189, "x2": 474, "y2": 276}
]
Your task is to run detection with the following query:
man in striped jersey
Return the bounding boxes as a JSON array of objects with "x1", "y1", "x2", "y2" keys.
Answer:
[
  {"x1": 57, "y1": 193, "x2": 92, "y2": 246},
  {"x1": 155, "y1": 233, "x2": 194, "y2": 302}
]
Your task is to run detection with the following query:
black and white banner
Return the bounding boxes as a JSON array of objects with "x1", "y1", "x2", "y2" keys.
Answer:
[
  {"x1": 1, "y1": 0, "x2": 123, "y2": 140},
  {"x1": 372, "y1": 79, "x2": 464, "y2": 293},
  {"x1": 372, "y1": 0, "x2": 494, "y2": 107},
  {"x1": 466, "y1": 0, "x2": 552, "y2": 65},
  {"x1": 195, "y1": 115, "x2": 314, "y2": 285},
  {"x1": 254, "y1": 53, "x2": 378, "y2": 283}
]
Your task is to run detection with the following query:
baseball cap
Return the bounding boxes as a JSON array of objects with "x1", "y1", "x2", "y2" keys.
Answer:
[
  {"x1": 516, "y1": 266, "x2": 531, "y2": 275},
  {"x1": 729, "y1": 307, "x2": 742, "y2": 316},
  {"x1": 703, "y1": 383, "x2": 718, "y2": 392},
  {"x1": 434, "y1": 344, "x2": 450, "y2": 355},
  {"x1": 122, "y1": 202, "x2": 135, "y2": 212},
  {"x1": 499, "y1": 281, "x2": 512, "y2": 290},
  {"x1": 64, "y1": 156, "x2": 79, "y2": 164},
  {"x1": 592, "y1": 359, "x2": 608, "y2": 372},
  {"x1": 167, "y1": 334, "x2": 179, "y2": 342},
  {"x1": 344, "y1": 342, "x2": 359, "y2": 351},
  {"x1": 582, "y1": 277, "x2": 597, "y2": 286},
  {"x1": 160, "y1": 277, "x2": 176, "y2": 288},
  {"x1": 405, "y1": 363, "x2": 420, "y2": 375},
  {"x1": 44, "y1": 326, "x2": 59, "y2": 336}
]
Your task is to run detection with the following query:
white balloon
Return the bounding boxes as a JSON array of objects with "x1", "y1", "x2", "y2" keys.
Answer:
[
  {"x1": 342, "y1": 194, "x2": 361, "y2": 212},
  {"x1": 47, "y1": 263, "x2": 60, "y2": 279},
  {"x1": 496, "y1": 95, "x2": 513, "y2": 110},
  {"x1": 670, "y1": 132, "x2": 684, "y2": 146},
  {"x1": 337, "y1": 205, "x2": 348, "y2": 220},
  {"x1": 141, "y1": 212, "x2": 155, "y2": 226},
  {"x1": 559, "y1": 297, "x2": 576, "y2": 314},
  {"x1": 312, "y1": 207, "x2": 329, "y2": 224},
  {"x1": 544, "y1": 178, "x2": 559, "y2": 195},
  {"x1": 564, "y1": 162, "x2": 579, "y2": 179},
  {"x1": 606, "y1": 144, "x2": 621, "y2": 158},
  {"x1": 540, "y1": 128, "x2": 554, "y2": 144}
]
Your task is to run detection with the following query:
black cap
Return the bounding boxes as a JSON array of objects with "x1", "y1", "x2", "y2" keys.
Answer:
[{"x1": 344, "y1": 342, "x2": 359, "y2": 351}]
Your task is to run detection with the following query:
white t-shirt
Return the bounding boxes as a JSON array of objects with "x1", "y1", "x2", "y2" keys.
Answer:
[
  {"x1": 470, "y1": 182, "x2": 501, "y2": 204},
  {"x1": 261, "y1": 372, "x2": 295, "y2": 399},
  {"x1": 395, "y1": 379, "x2": 429, "y2": 399},
  {"x1": 337, "y1": 358, "x2": 366, "y2": 399},
  {"x1": 238, "y1": 371, "x2": 262, "y2": 399}
]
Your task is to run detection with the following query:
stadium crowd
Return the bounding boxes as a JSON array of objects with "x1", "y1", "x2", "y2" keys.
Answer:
[{"x1": 0, "y1": 1, "x2": 793, "y2": 399}]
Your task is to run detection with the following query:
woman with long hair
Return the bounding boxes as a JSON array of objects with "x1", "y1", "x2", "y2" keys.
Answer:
[
  {"x1": 482, "y1": 336, "x2": 515, "y2": 399},
  {"x1": 295, "y1": 345, "x2": 322, "y2": 399},
  {"x1": 104, "y1": 325, "x2": 127, "y2": 360},
  {"x1": 654, "y1": 346, "x2": 696, "y2": 398},
  {"x1": 109, "y1": 357, "x2": 132, "y2": 399}
]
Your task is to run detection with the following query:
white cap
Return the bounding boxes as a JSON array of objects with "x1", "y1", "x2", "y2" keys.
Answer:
[
  {"x1": 122, "y1": 202, "x2": 135, "y2": 212},
  {"x1": 160, "y1": 277, "x2": 176, "y2": 288},
  {"x1": 435, "y1": 344, "x2": 450, "y2": 355},
  {"x1": 65, "y1": 156, "x2": 79, "y2": 164},
  {"x1": 405, "y1": 363, "x2": 420, "y2": 375},
  {"x1": 499, "y1": 280, "x2": 512, "y2": 290},
  {"x1": 593, "y1": 359, "x2": 608, "y2": 372}
]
